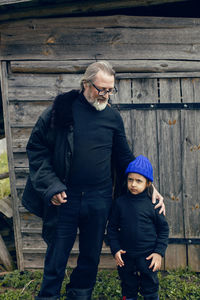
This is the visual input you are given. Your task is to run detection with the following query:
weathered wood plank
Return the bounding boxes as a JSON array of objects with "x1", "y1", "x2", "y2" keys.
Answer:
[
  {"x1": 20, "y1": 213, "x2": 42, "y2": 230},
  {"x1": 1, "y1": 16, "x2": 200, "y2": 60},
  {"x1": 131, "y1": 78, "x2": 158, "y2": 103},
  {"x1": 11, "y1": 60, "x2": 200, "y2": 74},
  {"x1": 7, "y1": 73, "x2": 80, "y2": 103},
  {"x1": 16, "y1": 177, "x2": 28, "y2": 188},
  {"x1": 11, "y1": 127, "x2": 32, "y2": 149},
  {"x1": 8, "y1": 73, "x2": 81, "y2": 88},
  {"x1": 23, "y1": 252, "x2": 115, "y2": 269},
  {"x1": 165, "y1": 244, "x2": 187, "y2": 269},
  {"x1": 0, "y1": 197, "x2": 13, "y2": 218},
  {"x1": 181, "y1": 77, "x2": 200, "y2": 277},
  {"x1": 0, "y1": 234, "x2": 14, "y2": 271},
  {"x1": 2, "y1": 15, "x2": 200, "y2": 31},
  {"x1": 188, "y1": 245, "x2": 200, "y2": 272},
  {"x1": 159, "y1": 78, "x2": 181, "y2": 103},
  {"x1": 181, "y1": 77, "x2": 200, "y2": 102},
  {"x1": 181, "y1": 78, "x2": 200, "y2": 271},
  {"x1": 112, "y1": 79, "x2": 133, "y2": 151},
  {"x1": 2, "y1": 41, "x2": 200, "y2": 61},
  {"x1": 9, "y1": 102, "x2": 50, "y2": 125},
  {"x1": 130, "y1": 110, "x2": 159, "y2": 187},
  {"x1": 13, "y1": 152, "x2": 28, "y2": 168},
  {"x1": 156, "y1": 77, "x2": 186, "y2": 269},
  {"x1": 157, "y1": 110, "x2": 184, "y2": 237},
  {"x1": 181, "y1": 110, "x2": 200, "y2": 270},
  {"x1": 0, "y1": 1, "x2": 191, "y2": 23},
  {"x1": 116, "y1": 72, "x2": 200, "y2": 79},
  {"x1": 8, "y1": 87, "x2": 57, "y2": 101},
  {"x1": 22, "y1": 233, "x2": 46, "y2": 250},
  {"x1": 0, "y1": 61, "x2": 24, "y2": 270}
]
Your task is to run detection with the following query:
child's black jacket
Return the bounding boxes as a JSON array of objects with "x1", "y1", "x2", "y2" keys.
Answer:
[{"x1": 107, "y1": 189, "x2": 169, "y2": 257}]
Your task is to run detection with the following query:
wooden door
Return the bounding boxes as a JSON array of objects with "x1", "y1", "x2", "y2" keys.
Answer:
[{"x1": 1, "y1": 60, "x2": 200, "y2": 270}]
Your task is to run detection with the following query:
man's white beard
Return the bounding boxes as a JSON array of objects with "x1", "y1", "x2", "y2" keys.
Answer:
[{"x1": 91, "y1": 99, "x2": 108, "y2": 111}]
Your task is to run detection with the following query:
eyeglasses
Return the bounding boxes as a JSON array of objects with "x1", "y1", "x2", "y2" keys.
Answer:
[{"x1": 89, "y1": 81, "x2": 117, "y2": 96}]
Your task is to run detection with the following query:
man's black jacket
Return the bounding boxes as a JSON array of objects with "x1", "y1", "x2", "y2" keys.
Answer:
[{"x1": 22, "y1": 90, "x2": 134, "y2": 243}]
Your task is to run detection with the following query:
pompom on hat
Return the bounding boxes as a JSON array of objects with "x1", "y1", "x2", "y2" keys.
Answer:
[{"x1": 125, "y1": 155, "x2": 153, "y2": 182}]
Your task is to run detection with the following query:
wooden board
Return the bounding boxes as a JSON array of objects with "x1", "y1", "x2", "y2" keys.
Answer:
[
  {"x1": 0, "y1": 0, "x2": 190, "y2": 23},
  {"x1": 10, "y1": 60, "x2": 200, "y2": 74},
  {"x1": 165, "y1": 244, "x2": 187, "y2": 269},
  {"x1": 181, "y1": 78, "x2": 200, "y2": 271},
  {"x1": 1, "y1": 15, "x2": 200, "y2": 60},
  {"x1": 0, "y1": 61, "x2": 24, "y2": 269}
]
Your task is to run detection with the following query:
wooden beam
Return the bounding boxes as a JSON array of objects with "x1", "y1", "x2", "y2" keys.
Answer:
[
  {"x1": 0, "y1": 234, "x2": 14, "y2": 271},
  {"x1": 0, "y1": 0, "x2": 189, "y2": 7},
  {"x1": 116, "y1": 72, "x2": 200, "y2": 79},
  {"x1": 0, "y1": 0, "x2": 190, "y2": 22},
  {"x1": 1, "y1": 15, "x2": 200, "y2": 61},
  {"x1": 0, "y1": 172, "x2": 9, "y2": 179},
  {"x1": 0, "y1": 197, "x2": 13, "y2": 218},
  {"x1": 10, "y1": 60, "x2": 200, "y2": 74},
  {"x1": 0, "y1": 61, "x2": 24, "y2": 270}
]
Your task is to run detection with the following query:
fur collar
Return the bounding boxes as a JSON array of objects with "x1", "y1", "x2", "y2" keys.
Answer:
[{"x1": 51, "y1": 89, "x2": 80, "y2": 128}]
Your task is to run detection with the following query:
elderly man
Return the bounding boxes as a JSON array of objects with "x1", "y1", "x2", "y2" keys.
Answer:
[{"x1": 23, "y1": 61, "x2": 164, "y2": 300}]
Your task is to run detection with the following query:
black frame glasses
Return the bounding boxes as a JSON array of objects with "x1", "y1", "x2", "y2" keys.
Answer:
[{"x1": 89, "y1": 81, "x2": 117, "y2": 96}]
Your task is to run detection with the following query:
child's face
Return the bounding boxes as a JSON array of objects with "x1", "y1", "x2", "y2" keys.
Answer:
[{"x1": 127, "y1": 173, "x2": 149, "y2": 195}]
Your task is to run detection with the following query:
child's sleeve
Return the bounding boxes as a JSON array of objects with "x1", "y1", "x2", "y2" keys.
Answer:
[
  {"x1": 107, "y1": 201, "x2": 122, "y2": 256},
  {"x1": 154, "y1": 207, "x2": 170, "y2": 257}
]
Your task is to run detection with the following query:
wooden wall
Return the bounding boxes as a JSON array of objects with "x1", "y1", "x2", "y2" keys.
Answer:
[{"x1": 0, "y1": 15, "x2": 200, "y2": 271}]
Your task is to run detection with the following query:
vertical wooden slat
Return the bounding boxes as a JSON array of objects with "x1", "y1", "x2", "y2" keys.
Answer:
[
  {"x1": 158, "y1": 77, "x2": 186, "y2": 269},
  {"x1": 113, "y1": 79, "x2": 133, "y2": 151},
  {"x1": 165, "y1": 245, "x2": 186, "y2": 269},
  {"x1": 130, "y1": 78, "x2": 159, "y2": 188},
  {"x1": 131, "y1": 78, "x2": 158, "y2": 104},
  {"x1": 130, "y1": 110, "x2": 159, "y2": 186},
  {"x1": 0, "y1": 61, "x2": 24, "y2": 270},
  {"x1": 0, "y1": 234, "x2": 14, "y2": 271},
  {"x1": 181, "y1": 78, "x2": 200, "y2": 271},
  {"x1": 159, "y1": 78, "x2": 181, "y2": 103},
  {"x1": 131, "y1": 78, "x2": 159, "y2": 186}
]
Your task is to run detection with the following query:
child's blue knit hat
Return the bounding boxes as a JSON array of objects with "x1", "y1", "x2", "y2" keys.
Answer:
[{"x1": 125, "y1": 155, "x2": 153, "y2": 182}]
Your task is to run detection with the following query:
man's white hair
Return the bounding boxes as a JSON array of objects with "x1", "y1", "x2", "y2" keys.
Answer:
[{"x1": 80, "y1": 61, "x2": 115, "y2": 91}]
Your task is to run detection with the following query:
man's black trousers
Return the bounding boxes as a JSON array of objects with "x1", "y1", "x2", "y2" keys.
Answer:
[{"x1": 38, "y1": 187, "x2": 112, "y2": 298}]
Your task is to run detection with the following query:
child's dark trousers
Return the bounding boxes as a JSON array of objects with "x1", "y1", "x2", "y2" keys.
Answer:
[{"x1": 118, "y1": 253, "x2": 159, "y2": 299}]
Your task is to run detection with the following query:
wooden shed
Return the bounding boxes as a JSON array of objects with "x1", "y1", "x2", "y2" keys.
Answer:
[{"x1": 0, "y1": 0, "x2": 200, "y2": 271}]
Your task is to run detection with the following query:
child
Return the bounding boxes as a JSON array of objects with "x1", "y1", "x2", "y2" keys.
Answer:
[{"x1": 107, "y1": 155, "x2": 169, "y2": 300}]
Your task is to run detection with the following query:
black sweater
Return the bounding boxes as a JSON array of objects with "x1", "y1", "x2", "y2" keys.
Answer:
[
  {"x1": 107, "y1": 189, "x2": 169, "y2": 257},
  {"x1": 69, "y1": 92, "x2": 134, "y2": 190}
]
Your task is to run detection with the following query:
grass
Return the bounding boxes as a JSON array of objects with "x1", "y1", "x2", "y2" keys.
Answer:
[
  {"x1": 0, "y1": 268, "x2": 199, "y2": 299},
  {"x1": 0, "y1": 152, "x2": 10, "y2": 199}
]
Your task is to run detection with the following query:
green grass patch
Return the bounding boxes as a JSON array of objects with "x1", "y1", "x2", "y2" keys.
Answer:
[
  {"x1": 0, "y1": 268, "x2": 199, "y2": 299},
  {"x1": 0, "y1": 152, "x2": 10, "y2": 199}
]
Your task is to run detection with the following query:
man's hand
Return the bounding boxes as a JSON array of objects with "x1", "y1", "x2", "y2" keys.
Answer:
[
  {"x1": 152, "y1": 184, "x2": 165, "y2": 215},
  {"x1": 115, "y1": 250, "x2": 126, "y2": 267},
  {"x1": 146, "y1": 253, "x2": 162, "y2": 272},
  {"x1": 51, "y1": 191, "x2": 67, "y2": 206}
]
